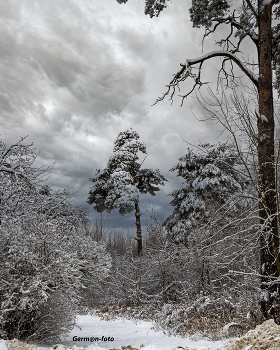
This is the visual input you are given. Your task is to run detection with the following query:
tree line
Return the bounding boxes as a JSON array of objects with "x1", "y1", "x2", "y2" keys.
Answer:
[{"x1": 86, "y1": 125, "x2": 264, "y2": 338}]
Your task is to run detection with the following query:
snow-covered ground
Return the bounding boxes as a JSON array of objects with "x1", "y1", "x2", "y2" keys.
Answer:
[
  {"x1": 3, "y1": 315, "x2": 280, "y2": 350},
  {"x1": 1, "y1": 315, "x2": 234, "y2": 350},
  {"x1": 0, "y1": 340, "x2": 7, "y2": 350},
  {"x1": 61, "y1": 315, "x2": 231, "y2": 350}
]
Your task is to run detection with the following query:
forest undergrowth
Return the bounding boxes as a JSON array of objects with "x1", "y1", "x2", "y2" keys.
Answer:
[
  {"x1": 92, "y1": 290, "x2": 261, "y2": 341},
  {"x1": 89, "y1": 212, "x2": 263, "y2": 341},
  {"x1": 95, "y1": 297, "x2": 258, "y2": 340}
]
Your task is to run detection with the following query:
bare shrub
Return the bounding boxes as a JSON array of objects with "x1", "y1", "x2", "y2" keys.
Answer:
[{"x1": 95, "y1": 211, "x2": 262, "y2": 339}]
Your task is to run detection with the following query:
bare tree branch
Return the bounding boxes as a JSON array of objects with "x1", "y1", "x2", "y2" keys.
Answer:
[
  {"x1": 153, "y1": 50, "x2": 258, "y2": 106},
  {"x1": 186, "y1": 51, "x2": 258, "y2": 86}
]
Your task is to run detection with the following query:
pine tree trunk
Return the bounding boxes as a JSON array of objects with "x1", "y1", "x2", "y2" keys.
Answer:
[
  {"x1": 134, "y1": 200, "x2": 142, "y2": 256},
  {"x1": 258, "y1": 0, "x2": 280, "y2": 324}
]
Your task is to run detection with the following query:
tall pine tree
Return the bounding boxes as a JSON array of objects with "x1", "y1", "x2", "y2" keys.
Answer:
[{"x1": 87, "y1": 128, "x2": 167, "y2": 255}]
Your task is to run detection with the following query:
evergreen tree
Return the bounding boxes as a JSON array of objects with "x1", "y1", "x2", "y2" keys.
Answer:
[
  {"x1": 164, "y1": 143, "x2": 249, "y2": 243},
  {"x1": 115, "y1": 0, "x2": 280, "y2": 322},
  {"x1": 87, "y1": 128, "x2": 167, "y2": 255}
]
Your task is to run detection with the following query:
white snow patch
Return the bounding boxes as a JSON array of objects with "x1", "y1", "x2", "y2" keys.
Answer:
[
  {"x1": 260, "y1": 115, "x2": 268, "y2": 123},
  {"x1": 0, "y1": 340, "x2": 8, "y2": 350},
  {"x1": 244, "y1": 345, "x2": 252, "y2": 350},
  {"x1": 261, "y1": 290, "x2": 269, "y2": 302},
  {"x1": 260, "y1": 134, "x2": 269, "y2": 142},
  {"x1": 61, "y1": 315, "x2": 230, "y2": 350},
  {"x1": 222, "y1": 323, "x2": 241, "y2": 333},
  {"x1": 86, "y1": 346, "x2": 114, "y2": 350},
  {"x1": 250, "y1": 32, "x2": 258, "y2": 41}
]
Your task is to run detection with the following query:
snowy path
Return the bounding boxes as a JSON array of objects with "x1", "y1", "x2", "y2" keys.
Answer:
[{"x1": 60, "y1": 315, "x2": 232, "y2": 350}]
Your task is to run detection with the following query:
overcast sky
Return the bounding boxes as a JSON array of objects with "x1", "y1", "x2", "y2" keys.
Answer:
[{"x1": 0, "y1": 0, "x2": 256, "y2": 233}]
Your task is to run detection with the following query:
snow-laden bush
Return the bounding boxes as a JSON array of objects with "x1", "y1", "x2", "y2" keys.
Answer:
[
  {"x1": 94, "y1": 210, "x2": 261, "y2": 339},
  {"x1": 153, "y1": 291, "x2": 261, "y2": 340},
  {"x1": 0, "y1": 137, "x2": 111, "y2": 342},
  {"x1": 0, "y1": 215, "x2": 111, "y2": 342}
]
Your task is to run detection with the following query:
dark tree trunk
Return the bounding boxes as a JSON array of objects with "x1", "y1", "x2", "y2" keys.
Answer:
[
  {"x1": 135, "y1": 200, "x2": 142, "y2": 256},
  {"x1": 258, "y1": 0, "x2": 280, "y2": 324}
]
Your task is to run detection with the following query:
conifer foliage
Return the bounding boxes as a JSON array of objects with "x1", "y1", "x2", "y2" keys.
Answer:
[
  {"x1": 87, "y1": 128, "x2": 167, "y2": 255},
  {"x1": 164, "y1": 143, "x2": 249, "y2": 242}
]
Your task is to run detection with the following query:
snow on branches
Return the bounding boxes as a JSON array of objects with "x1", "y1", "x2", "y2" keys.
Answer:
[
  {"x1": 189, "y1": 0, "x2": 231, "y2": 29},
  {"x1": 0, "y1": 136, "x2": 52, "y2": 223},
  {"x1": 0, "y1": 137, "x2": 111, "y2": 342},
  {"x1": 164, "y1": 142, "x2": 249, "y2": 241},
  {"x1": 88, "y1": 128, "x2": 167, "y2": 255},
  {"x1": 87, "y1": 128, "x2": 167, "y2": 215},
  {"x1": 0, "y1": 215, "x2": 111, "y2": 342}
]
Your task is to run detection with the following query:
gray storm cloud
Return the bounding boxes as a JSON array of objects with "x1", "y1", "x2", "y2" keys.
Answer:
[{"x1": 0, "y1": 0, "x2": 223, "y2": 230}]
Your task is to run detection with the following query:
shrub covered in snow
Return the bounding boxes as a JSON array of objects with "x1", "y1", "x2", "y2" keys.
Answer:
[
  {"x1": 94, "y1": 210, "x2": 260, "y2": 339},
  {"x1": 0, "y1": 214, "x2": 111, "y2": 342},
  {"x1": 153, "y1": 293, "x2": 261, "y2": 339},
  {"x1": 0, "y1": 137, "x2": 111, "y2": 343}
]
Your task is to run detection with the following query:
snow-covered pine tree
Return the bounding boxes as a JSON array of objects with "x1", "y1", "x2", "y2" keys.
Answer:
[
  {"x1": 164, "y1": 142, "x2": 249, "y2": 244},
  {"x1": 87, "y1": 128, "x2": 167, "y2": 255}
]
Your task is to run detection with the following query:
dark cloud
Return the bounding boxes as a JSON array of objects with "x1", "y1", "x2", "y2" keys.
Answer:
[{"x1": 0, "y1": 0, "x2": 230, "y2": 233}]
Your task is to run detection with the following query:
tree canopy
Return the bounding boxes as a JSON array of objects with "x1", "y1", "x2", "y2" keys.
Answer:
[
  {"x1": 87, "y1": 128, "x2": 167, "y2": 215},
  {"x1": 164, "y1": 142, "x2": 249, "y2": 240},
  {"x1": 88, "y1": 128, "x2": 167, "y2": 255}
]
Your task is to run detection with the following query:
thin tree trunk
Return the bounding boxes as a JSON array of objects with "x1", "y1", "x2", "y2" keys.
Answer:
[
  {"x1": 258, "y1": 0, "x2": 280, "y2": 324},
  {"x1": 135, "y1": 200, "x2": 142, "y2": 256}
]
